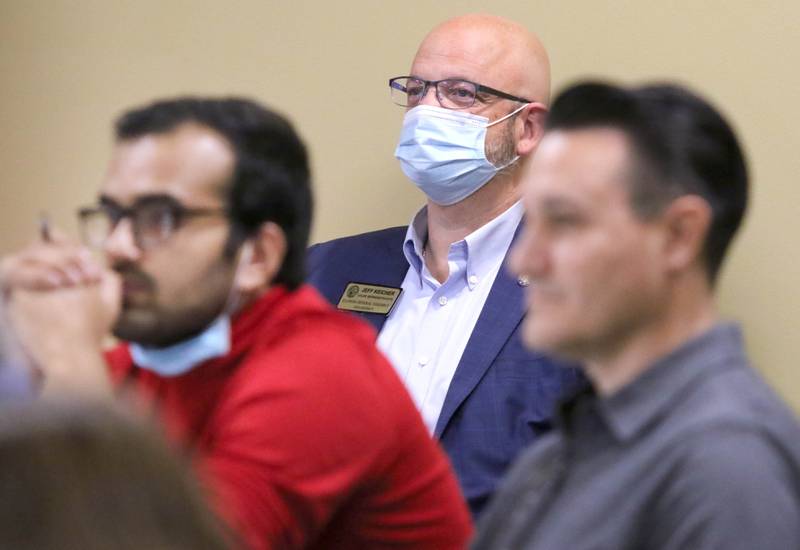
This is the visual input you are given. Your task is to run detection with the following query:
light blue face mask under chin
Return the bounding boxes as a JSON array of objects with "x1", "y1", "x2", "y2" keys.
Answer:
[
  {"x1": 394, "y1": 104, "x2": 526, "y2": 206},
  {"x1": 129, "y1": 314, "x2": 231, "y2": 377}
]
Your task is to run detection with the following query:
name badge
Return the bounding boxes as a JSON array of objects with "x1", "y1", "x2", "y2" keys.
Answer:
[{"x1": 337, "y1": 282, "x2": 402, "y2": 315}]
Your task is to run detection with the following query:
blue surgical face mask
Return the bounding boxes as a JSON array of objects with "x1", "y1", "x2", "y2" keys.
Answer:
[
  {"x1": 128, "y1": 242, "x2": 254, "y2": 377},
  {"x1": 394, "y1": 104, "x2": 528, "y2": 206},
  {"x1": 130, "y1": 315, "x2": 231, "y2": 377}
]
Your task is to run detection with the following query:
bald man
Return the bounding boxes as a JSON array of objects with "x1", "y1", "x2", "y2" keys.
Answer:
[{"x1": 308, "y1": 14, "x2": 583, "y2": 516}]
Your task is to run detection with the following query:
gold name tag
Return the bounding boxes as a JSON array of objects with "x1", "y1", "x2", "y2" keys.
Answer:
[{"x1": 337, "y1": 282, "x2": 402, "y2": 315}]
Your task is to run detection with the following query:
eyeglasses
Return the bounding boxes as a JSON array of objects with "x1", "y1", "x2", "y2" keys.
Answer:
[
  {"x1": 77, "y1": 195, "x2": 227, "y2": 251},
  {"x1": 389, "y1": 75, "x2": 532, "y2": 110}
]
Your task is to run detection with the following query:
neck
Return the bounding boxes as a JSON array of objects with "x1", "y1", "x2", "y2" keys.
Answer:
[
  {"x1": 228, "y1": 285, "x2": 269, "y2": 318},
  {"x1": 424, "y1": 168, "x2": 521, "y2": 283},
  {"x1": 584, "y1": 278, "x2": 718, "y2": 397}
]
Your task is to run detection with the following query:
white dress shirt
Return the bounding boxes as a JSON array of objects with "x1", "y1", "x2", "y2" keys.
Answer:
[{"x1": 376, "y1": 201, "x2": 524, "y2": 433}]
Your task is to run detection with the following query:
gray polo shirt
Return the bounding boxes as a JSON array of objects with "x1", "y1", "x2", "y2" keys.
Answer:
[{"x1": 473, "y1": 324, "x2": 800, "y2": 550}]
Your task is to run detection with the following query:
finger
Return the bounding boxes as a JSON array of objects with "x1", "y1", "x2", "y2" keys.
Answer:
[
  {"x1": 2, "y1": 254, "x2": 89, "y2": 291},
  {"x1": 0, "y1": 256, "x2": 59, "y2": 291},
  {"x1": 99, "y1": 269, "x2": 123, "y2": 324},
  {"x1": 76, "y1": 248, "x2": 103, "y2": 280},
  {"x1": 17, "y1": 255, "x2": 82, "y2": 287},
  {"x1": 19, "y1": 243, "x2": 101, "y2": 285},
  {"x1": 45, "y1": 225, "x2": 70, "y2": 245},
  {"x1": 1, "y1": 238, "x2": 105, "y2": 292},
  {"x1": 4, "y1": 263, "x2": 71, "y2": 290}
]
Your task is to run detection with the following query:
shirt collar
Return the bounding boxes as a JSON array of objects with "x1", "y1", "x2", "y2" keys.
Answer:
[
  {"x1": 401, "y1": 202, "x2": 524, "y2": 288},
  {"x1": 464, "y1": 201, "x2": 524, "y2": 284},
  {"x1": 560, "y1": 323, "x2": 748, "y2": 443},
  {"x1": 401, "y1": 208, "x2": 428, "y2": 287}
]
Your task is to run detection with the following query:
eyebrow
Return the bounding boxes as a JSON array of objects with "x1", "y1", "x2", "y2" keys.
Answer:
[
  {"x1": 537, "y1": 195, "x2": 590, "y2": 214},
  {"x1": 541, "y1": 196, "x2": 578, "y2": 207},
  {"x1": 408, "y1": 75, "x2": 477, "y2": 84},
  {"x1": 98, "y1": 193, "x2": 177, "y2": 207}
]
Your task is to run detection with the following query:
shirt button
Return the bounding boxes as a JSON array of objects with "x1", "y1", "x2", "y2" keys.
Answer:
[
  {"x1": 468, "y1": 275, "x2": 478, "y2": 285},
  {"x1": 438, "y1": 296, "x2": 448, "y2": 306},
  {"x1": 418, "y1": 356, "x2": 429, "y2": 366}
]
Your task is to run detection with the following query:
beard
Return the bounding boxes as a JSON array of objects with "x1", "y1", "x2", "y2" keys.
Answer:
[
  {"x1": 111, "y1": 261, "x2": 230, "y2": 348},
  {"x1": 113, "y1": 304, "x2": 225, "y2": 348},
  {"x1": 485, "y1": 117, "x2": 517, "y2": 168}
]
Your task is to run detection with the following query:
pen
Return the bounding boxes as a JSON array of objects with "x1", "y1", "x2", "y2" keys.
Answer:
[{"x1": 39, "y1": 212, "x2": 52, "y2": 243}]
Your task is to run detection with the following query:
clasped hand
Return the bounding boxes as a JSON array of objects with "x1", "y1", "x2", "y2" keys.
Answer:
[{"x1": 0, "y1": 231, "x2": 121, "y2": 398}]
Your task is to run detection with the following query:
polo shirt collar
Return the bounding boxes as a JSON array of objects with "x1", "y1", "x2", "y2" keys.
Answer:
[
  {"x1": 600, "y1": 323, "x2": 748, "y2": 442},
  {"x1": 560, "y1": 323, "x2": 747, "y2": 443}
]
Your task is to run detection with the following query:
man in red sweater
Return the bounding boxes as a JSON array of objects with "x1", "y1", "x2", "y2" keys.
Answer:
[{"x1": 2, "y1": 97, "x2": 472, "y2": 549}]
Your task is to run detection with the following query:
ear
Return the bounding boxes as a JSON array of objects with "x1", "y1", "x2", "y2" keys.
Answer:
[
  {"x1": 515, "y1": 103, "x2": 548, "y2": 157},
  {"x1": 234, "y1": 222, "x2": 287, "y2": 293},
  {"x1": 660, "y1": 195, "x2": 712, "y2": 275}
]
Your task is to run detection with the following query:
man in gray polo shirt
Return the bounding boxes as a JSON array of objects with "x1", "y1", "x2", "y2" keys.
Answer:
[{"x1": 472, "y1": 82, "x2": 800, "y2": 549}]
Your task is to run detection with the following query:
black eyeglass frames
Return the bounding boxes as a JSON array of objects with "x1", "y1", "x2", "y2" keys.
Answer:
[{"x1": 389, "y1": 76, "x2": 532, "y2": 109}]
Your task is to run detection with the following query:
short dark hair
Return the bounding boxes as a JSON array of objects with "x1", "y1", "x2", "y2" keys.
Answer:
[
  {"x1": 546, "y1": 82, "x2": 748, "y2": 284},
  {"x1": 115, "y1": 97, "x2": 312, "y2": 289}
]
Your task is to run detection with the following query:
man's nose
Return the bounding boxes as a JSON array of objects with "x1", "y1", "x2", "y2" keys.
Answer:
[
  {"x1": 103, "y1": 218, "x2": 141, "y2": 263},
  {"x1": 418, "y1": 84, "x2": 441, "y2": 107}
]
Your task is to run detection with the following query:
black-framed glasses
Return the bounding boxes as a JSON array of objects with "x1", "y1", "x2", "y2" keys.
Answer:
[
  {"x1": 389, "y1": 75, "x2": 532, "y2": 109},
  {"x1": 77, "y1": 195, "x2": 227, "y2": 251}
]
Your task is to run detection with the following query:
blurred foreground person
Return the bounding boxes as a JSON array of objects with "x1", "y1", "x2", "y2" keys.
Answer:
[
  {"x1": 473, "y1": 82, "x2": 800, "y2": 549},
  {"x1": 1, "y1": 97, "x2": 471, "y2": 549},
  {"x1": 0, "y1": 401, "x2": 230, "y2": 550}
]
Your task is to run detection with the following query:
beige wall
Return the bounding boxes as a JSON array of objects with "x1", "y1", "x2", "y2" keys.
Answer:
[{"x1": 2, "y1": 1, "x2": 799, "y2": 407}]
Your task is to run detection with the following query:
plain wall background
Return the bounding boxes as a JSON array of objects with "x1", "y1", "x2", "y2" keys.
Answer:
[{"x1": 2, "y1": 1, "x2": 798, "y2": 407}]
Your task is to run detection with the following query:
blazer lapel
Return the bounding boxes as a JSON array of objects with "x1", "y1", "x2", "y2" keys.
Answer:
[
  {"x1": 308, "y1": 226, "x2": 410, "y2": 335},
  {"x1": 344, "y1": 228, "x2": 409, "y2": 334}
]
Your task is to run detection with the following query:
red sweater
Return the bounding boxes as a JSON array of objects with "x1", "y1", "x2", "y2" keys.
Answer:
[{"x1": 106, "y1": 285, "x2": 472, "y2": 550}]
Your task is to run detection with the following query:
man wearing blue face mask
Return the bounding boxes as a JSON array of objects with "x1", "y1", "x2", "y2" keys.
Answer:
[
  {"x1": 308, "y1": 13, "x2": 584, "y2": 517},
  {"x1": 1, "y1": 97, "x2": 472, "y2": 549}
]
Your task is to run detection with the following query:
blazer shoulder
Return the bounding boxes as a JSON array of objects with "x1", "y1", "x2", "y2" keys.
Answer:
[{"x1": 308, "y1": 226, "x2": 407, "y2": 270}]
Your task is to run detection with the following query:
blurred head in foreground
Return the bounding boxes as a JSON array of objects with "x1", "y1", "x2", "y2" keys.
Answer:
[
  {"x1": 0, "y1": 402, "x2": 231, "y2": 550},
  {"x1": 509, "y1": 81, "x2": 747, "y2": 380}
]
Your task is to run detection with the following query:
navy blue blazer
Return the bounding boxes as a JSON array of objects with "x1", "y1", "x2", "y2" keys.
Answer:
[{"x1": 307, "y1": 226, "x2": 583, "y2": 516}]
